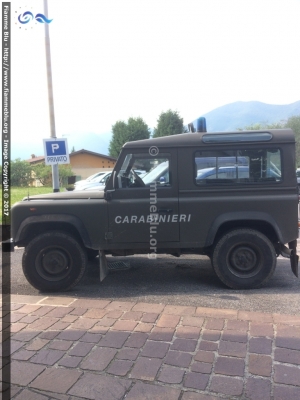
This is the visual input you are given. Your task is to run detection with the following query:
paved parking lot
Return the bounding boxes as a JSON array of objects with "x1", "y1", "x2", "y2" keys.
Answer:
[
  {"x1": 2, "y1": 240, "x2": 300, "y2": 398},
  {"x1": 2, "y1": 295, "x2": 300, "y2": 399}
]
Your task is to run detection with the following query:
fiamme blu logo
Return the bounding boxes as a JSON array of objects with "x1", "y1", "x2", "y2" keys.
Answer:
[{"x1": 18, "y1": 11, "x2": 52, "y2": 24}]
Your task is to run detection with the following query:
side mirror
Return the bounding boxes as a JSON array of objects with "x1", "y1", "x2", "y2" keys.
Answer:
[{"x1": 104, "y1": 189, "x2": 114, "y2": 200}]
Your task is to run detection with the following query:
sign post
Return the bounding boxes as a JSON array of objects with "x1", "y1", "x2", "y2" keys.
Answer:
[{"x1": 43, "y1": 0, "x2": 59, "y2": 191}]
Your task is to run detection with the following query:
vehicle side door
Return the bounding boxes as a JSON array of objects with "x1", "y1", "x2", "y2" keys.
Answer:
[{"x1": 106, "y1": 149, "x2": 179, "y2": 245}]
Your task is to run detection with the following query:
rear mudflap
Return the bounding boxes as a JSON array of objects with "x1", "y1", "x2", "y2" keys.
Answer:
[{"x1": 280, "y1": 240, "x2": 299, "y2": 278}]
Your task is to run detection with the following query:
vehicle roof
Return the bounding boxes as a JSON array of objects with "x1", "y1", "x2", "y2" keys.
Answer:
[{"x1": 123, "y1": 129, "x2": 295, "y2": 149}]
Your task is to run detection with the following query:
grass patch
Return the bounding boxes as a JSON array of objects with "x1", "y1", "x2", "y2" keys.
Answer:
[{"x1": 1, "y1": 186, "x2": 54, "y2": 224}]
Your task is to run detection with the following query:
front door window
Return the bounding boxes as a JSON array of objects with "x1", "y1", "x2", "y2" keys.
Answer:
[{"x1": 117, "y1": 154, "x2": 170, "y2": 189}]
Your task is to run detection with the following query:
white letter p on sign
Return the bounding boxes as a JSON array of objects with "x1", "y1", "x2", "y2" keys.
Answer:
[{"x1": 51, "y1": 143, "x2": 59, "y2": 153}]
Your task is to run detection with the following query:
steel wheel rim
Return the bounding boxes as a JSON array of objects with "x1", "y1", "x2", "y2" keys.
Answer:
[
  {"x1": 35, "y1": 246, "x2": 73, "y2": 281},
  {"x1": 227, "y1": 244, "x2": 263, "y2": 278}
]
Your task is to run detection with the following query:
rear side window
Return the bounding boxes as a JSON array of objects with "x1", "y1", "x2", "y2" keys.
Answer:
[{"x1": 195, "y1": 149, "x2": 282, "y2": 185}]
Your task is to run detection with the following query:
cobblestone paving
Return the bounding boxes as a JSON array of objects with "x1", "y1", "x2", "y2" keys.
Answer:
[{"x1": 2, "y1": 295, "x2": 300, "y2": 399}]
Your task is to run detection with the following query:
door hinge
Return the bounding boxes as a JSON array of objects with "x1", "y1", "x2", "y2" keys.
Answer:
[{"x1": 105, "y1": 232, "x2": 113, "y2": 240}]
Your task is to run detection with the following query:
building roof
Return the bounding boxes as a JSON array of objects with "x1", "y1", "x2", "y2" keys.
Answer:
[
  {"x1": 26, "y1": 156, "x2": 46, "y2": 164},
  {"x1": 26, "y1": 149, "x2": 117, "y2": 164},
  {"x1": 70, "y1": 149, "x2": 117, "y2": 161}
]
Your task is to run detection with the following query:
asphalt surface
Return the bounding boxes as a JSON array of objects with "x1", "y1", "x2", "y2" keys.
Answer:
[{"x1": 3, "y1": 247, "x2": 300, "y2": 315}]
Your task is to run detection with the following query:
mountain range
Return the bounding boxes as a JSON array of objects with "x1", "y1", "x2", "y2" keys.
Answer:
[
  {"x1": 12, "y1": 100, "x2": 300, "y2": 160},
  {"x1": 203, "y1": 100, "x2": 300, "y2": 132}
]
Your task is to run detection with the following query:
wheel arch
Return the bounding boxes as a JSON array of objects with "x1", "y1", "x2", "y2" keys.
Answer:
[
  {"x1": 206, "y1": 212, "x2": 281, "y2": 248},
  {"x1": 14, "y1": 214, "x2": 92, "y2": 248}
]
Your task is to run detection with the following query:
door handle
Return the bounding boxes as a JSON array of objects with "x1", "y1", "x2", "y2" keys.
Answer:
[{"x1": 158, "y1": 209, "x2": 173, "y2": 213}]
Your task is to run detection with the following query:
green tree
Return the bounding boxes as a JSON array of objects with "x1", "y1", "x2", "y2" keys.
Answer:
[
  {"x1": 32, "y1": 163, "x2": 52, "y2": 186},
  {"x1": 240, "y1": 121, "x2": 285, "y2": 130},
  {"x1": 126, "y1": 117, "x2": 150, "y2": 142},
  {"x1": 32, "y1": 163, "x2": 74, "y2": 186},
  {"x1": 109, "y1": 121, "x2": 129, "y2": 158},
  {"x1": 11, "y1": 159, "x2": 32, "y2": 186},
  {"x1": 152, "y1": 110, "x2": 184, "y2": 138},
  {"x1": 58, "y1": 164, "x2": 75, "y2": 186},
  {"x1": 109, "y1": 117, "x2": 150, "y2": 158},
  {"x1": 285, "y1": 116, "x2": 300, "y2": 166}
]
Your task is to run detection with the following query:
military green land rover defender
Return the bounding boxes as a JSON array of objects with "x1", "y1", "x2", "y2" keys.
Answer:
[{"x1": 10, "y1": 118, "x2": 299, "y2": 291}]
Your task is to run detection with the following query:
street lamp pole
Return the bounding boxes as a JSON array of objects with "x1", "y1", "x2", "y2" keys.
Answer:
[{"x1": 44, "y1": 0, "x2": 59, "y2": 192}]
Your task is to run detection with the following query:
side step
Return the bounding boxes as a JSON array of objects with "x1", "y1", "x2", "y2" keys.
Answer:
[{"x1": 99, "y1": 252, "x2": 132, "y2": 282}]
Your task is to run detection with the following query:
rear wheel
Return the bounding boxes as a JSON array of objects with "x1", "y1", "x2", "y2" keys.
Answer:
[
  {"x1": 212, "y1": 229, "x2": 276, "y2": 289},
  {"x1": 22, "y1": 231, "x2": 87, "y2": 292}
]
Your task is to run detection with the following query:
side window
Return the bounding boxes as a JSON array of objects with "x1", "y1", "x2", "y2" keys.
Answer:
[
  {"x1": 117, "y1": 153, "x2": 171, "y2": 188},
  {"x1": 195, "y1": 149, "x2": 281, "y2": 185}
]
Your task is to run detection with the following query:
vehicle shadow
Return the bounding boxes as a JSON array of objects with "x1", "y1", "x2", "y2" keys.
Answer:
[
  {"x1": 9, "y1": 251, "x2": 300, "y2": 314},
  {"x1": 73, "y1": 254, "x2": 300, "y2": 300}
]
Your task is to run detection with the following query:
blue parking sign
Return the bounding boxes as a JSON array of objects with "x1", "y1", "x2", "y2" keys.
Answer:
[
  {"x1": 43, "y1": 138, "x2": 70, "y2": 165},
  {"x1": 45, "y1": 140, "x2": 66, "y2": 155}
]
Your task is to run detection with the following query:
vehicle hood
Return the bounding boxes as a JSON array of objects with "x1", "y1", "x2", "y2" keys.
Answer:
[
  {"x1": 22, "y1": 189, "x2": 105, "y2": 201},
  {"x1": 74, "y1": 183, "x2": 106, "y2": 191}
]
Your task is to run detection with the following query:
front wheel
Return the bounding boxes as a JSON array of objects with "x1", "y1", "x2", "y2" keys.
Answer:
[
  {"x1": 22, "y1": 231, "x2": 87, "y2": 292},
  {"x1": 212, "y1": 229, "x2": 276, "y2": 289}
]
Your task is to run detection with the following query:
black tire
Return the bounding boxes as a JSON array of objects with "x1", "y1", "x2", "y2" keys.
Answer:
[
  {"x1": 22, "y1": 231, "x2": 87, "y2": 292},
  {"x1": 212, "y1": 229, "x2": 276, "y2": 289}
]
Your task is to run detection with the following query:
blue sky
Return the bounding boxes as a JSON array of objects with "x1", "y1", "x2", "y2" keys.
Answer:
[{"x1": 10, "y1": 0, "x2": 300, "y2": 159}]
